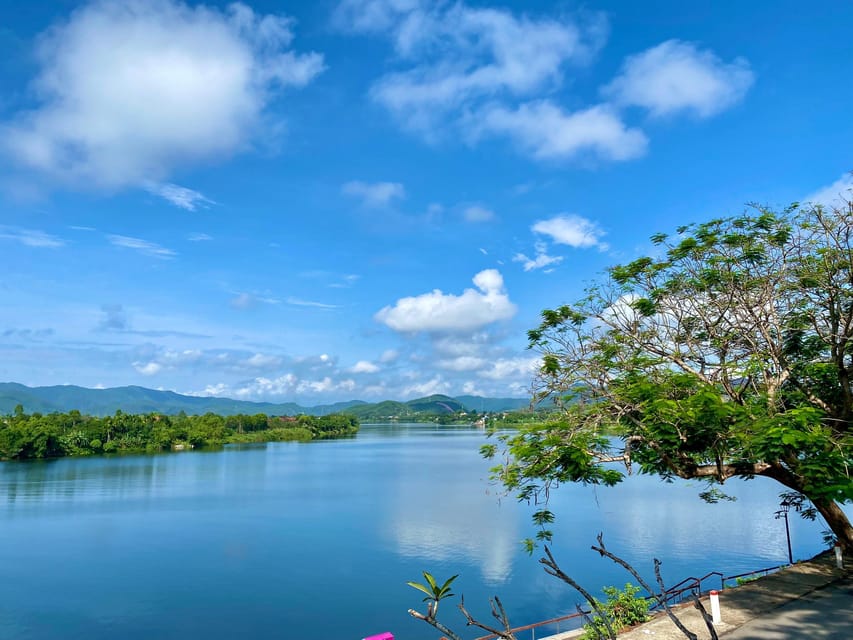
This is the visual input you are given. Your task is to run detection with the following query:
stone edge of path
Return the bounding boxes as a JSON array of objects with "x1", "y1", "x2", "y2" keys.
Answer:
[{"x1": 540, "y1": 549, "x2": 850, "y2": 640}]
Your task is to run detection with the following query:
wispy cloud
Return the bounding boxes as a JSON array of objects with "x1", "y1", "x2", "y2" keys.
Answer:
[
  {"x1": 229, "y1": 292, "x2": 280, "y2": 309},
  {"x1": 343, "y1": 180, "x2": 406, "y2": 207},
  {"x1": 108, "y1": 234, "x2": 176, "y2": 259},
  {"x1": 188, "y1": 232, "x2": 213, "y2": 242},
  {"x1": 343, "y1": 1, "x2": 606, "y2": 134},
  {"x1": 804, "y1": 173, "x2": 853, "y2": 208},
  {"x1": 513, "y1": 242, "x2": 563, "y2": 272},
  {"x1": 286, "y1": 297, "x2": 339, "y2": 309},
  {"x1": 0, "y1": 226, "x2": 66, "y2": 248},
  {"x1": 463, "y1": 205, "x2": 495, "y2": 223},
  {"x1": 146, "y1": 182, "x2": 215, "y2": 211}
]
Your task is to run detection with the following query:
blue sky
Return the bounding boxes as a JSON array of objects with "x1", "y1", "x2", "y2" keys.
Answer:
[{"x1": 1, "y1": 0, "x2": 851, "y2": 403}]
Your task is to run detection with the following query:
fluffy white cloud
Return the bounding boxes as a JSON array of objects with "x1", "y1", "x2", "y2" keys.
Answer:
[
  {"x1": 146, "y1": 182, "x2": 215, "y2": 211},
  {"x1": 532, "y1": 214, "x2": 605, "y2": 248},
  {"x1": 0, "y1": 226, "x2": 66, "y2": 248},
  {"x1": 513, "y1": 241, "x2": 563, "y2": 272},
  {"x1": 376, "y1": 269, "x2": 517, "y2": 333},
  {"x1": 350, "y1": 360, "x2": 380, "y2": 373},
  {"x1": 476, "y1": 101, "x2": 647, "y2": 161},
  {"x1": 108, "y1": 234, "x2": 176, "y2": 258},
  {"x1": 343, "y1": 180, "x2": 406, "y2": 207},
  {"x1": 604, "y1": 40, "x2": 754, "y2": 118},
  {"x1": 3, "y1": 0, "x2": 324, "y2": 189},
  {"x1": 804, "y1": 174, "x2": 853, "y2": 208}
]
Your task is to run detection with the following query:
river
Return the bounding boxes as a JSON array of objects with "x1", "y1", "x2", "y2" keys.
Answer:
[{"x1": 0, "y1": 424, "x2": 837, "y2": 639}]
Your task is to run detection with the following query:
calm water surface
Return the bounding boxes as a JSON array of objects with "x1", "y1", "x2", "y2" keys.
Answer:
[{"x1": 0, "y1": 424, "x2": 838, "y2": 639}]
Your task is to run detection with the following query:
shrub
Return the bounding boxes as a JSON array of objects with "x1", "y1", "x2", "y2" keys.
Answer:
[{"x1": 581, "y1": 583, "x2": 650, "y2": 639}]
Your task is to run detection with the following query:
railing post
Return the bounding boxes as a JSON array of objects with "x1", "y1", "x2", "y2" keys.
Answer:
[{"x1": 709, "y1": 590, "x2": 722, "y2": 624}]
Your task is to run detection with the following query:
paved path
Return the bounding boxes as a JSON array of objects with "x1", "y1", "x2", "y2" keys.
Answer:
[{"x1": 723, "y1": 580, "x2": 853, "y2": 639}]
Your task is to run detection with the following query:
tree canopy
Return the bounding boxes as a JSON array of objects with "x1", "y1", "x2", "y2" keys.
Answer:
[{"x1": 485, "y1": 201, "x2": 853, "y2": 550}]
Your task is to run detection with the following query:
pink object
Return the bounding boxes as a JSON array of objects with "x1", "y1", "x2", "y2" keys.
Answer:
[{"x1": 362, "y1": 634, "x2": 394, "y2": 640}]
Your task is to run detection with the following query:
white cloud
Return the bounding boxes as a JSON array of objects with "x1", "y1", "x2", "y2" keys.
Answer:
[
  {"x1": 432, "y1": 333, "x2": 493, "y2": 358},
  {"x1": 463, "y1": 205, "x2": 495, "y2": 223},
  {"x1": 188, "y1": 232, "x2": 212, "y2": 242},
  {"x1": 286, "y1": 297, "x2": 339, "y2": 309},
  {"x1": 133, "y1": 361, "x2": 162, "y2": 375},
  {"x1": 333, "y1": 0, "x2": 422, "y2": 33},
  {"x1": 361, "y1": 3, "x2": 606, "y2": 129},
  {"x1": 341, "y1": 1, "x2": 614, "y2": 160},
  {"x1": 210, "y1": 373, "x2": 360, "y2": 398},
  {"x1": 436, "y1": 356, "x2": 487, "y2": 372},
  {"x1": 0, "y1": 226, "x2": 66, "y2": 248},
  {"x1": 403, "y1": 375, "x2": 451, "y2": 398},
  {"x1": 513, "y1": 241, "x2": 563, "y2": 272},
  {"x1": 804, "y1": 173, "x2": 853, "y2": 208},
  {"x1": 243, "y1": 353, "x2": 283, "y2": 368},
  {"x1": 342, "y1": 180, "x2": 406, "y2": 207},
  {"x1": 2, "y1": 0, "x2": 324, "y2": 190},
  {"x1": 146, "y1": 182, "x2": 214, "y2": 211},
  {"x1": 604, "y1": 40, "x2": 754, "y2": 118},
  {"x1": 108, "y1": 234, "x2": 176, "y2": 258},
  {"x1": 532, "y1": 214, "x2": 605, "y2": 248},
  {"x1": 376, "y1": 269, "x2": 517, "y2": 333},
  {"x1": 230, "y1": 293, "x2": 255, "y2": 309},
  {"x1": 478, "y1": 356, "x2": 540, "y2": 381},
  {"x1": 461, "y1": 380, "x2": 485, "y2": 396},
  {"x1": 379, "y1": 349, "x2": 399, "y2": 363},
  {"x1": 350, "y1": 360, "x2": 380, "y2": 373},
  {"x1": 476, "y1": 101, "x2": 647, "y2": 161}
]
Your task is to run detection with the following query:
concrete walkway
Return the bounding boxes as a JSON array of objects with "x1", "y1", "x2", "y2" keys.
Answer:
[{"x1": 541, "y1": 550, "x2": 850, "y2": 640}]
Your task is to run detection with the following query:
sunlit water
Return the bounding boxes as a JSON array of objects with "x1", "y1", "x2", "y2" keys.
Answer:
[{"x1": 0, "y1": 424, "x2": 842, "y2": 639}]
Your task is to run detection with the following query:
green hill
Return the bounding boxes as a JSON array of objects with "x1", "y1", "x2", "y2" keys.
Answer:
[{"x1": 0, "y1": 383, "x2": 526, "y2": 418}]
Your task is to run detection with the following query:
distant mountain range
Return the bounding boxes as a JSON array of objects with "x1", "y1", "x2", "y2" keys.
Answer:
[{"x1": 0, "y1": 382, "x2": 530, "y2": 417}]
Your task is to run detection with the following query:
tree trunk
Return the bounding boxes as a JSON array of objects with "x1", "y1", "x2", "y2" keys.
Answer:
[{"x1": 813, "y1": 498, "x2": 853, "y2": 553}]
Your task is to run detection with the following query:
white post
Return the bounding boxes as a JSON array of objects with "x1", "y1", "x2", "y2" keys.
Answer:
[
  {"x1": 834, "y1": 544, "x2": 843, "y2": 569},
  {"x1": 709, "y1": 590, "x2": 722, "y2": 625}
]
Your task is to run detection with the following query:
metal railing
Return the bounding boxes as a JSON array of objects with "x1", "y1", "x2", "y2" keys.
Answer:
[
  {"x1": 474, "y1": 609, "x2": 588, "y2": 640},
  {"x1": 471, "y1": 562, "x2": 789, "y2": 640},
  {"x1": 722, "y1": 563, "x2": 788, "y2": 588}
]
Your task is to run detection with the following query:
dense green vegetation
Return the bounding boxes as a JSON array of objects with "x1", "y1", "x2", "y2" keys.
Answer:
[
  {"x1": 342, "y1": 393, "x2": 534, "y2": 423},
  {"x1": 0, "y1": 405, "x2": 359, "y2": 460}
]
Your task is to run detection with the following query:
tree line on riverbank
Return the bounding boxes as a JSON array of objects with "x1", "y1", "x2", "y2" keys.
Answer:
[{"x1": 0, "y1": 405, "x2": 359, "y2": 460}]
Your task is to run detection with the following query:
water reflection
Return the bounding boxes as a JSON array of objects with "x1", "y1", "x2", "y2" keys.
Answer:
[{"x1": 0, "y1": 425, "x2": 847, "y2": 640}]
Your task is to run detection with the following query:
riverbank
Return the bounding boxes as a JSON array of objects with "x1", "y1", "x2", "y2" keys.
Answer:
[{"x1": 543, "y1": 549, "x2": 850, "y2": 640}]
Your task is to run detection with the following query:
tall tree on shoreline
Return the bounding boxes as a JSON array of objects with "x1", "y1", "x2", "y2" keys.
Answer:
[{"x1": 485, "y1": 200, "x2": 853, "y2": 550}]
